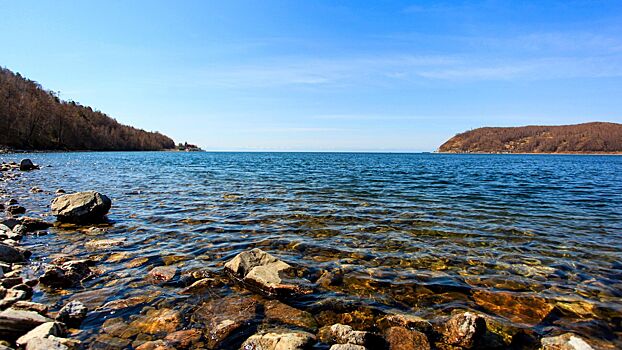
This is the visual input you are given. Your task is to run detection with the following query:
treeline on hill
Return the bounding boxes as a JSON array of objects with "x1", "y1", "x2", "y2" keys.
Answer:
[
  {"x1": 438, "y1": 122, "x2": 622, "y2": 153},
  {"x1": 0, "y1": 67, "x2": 175, "y2": 151}
]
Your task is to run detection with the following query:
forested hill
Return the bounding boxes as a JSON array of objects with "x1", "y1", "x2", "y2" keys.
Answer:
[
  {"x1": 438, "y1": 122, "x2": 622, "y2": 154},
  {"x1": 0, "y1": 67, "x2": 175, "y2": 151}
]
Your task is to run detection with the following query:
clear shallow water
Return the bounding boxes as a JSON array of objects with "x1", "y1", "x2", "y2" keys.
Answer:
[{"x1": 2, "y1": 152, "x2": 622, "y2": 348}]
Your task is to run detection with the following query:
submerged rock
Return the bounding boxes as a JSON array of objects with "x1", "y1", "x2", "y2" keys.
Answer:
[
  {"x1": 192, "y1": 295, "x2": 258, "y2": 349},
  {"x1": 441, "y1": 312, "x2": 486, "y2": 349},
  {"x1": 50, "y1": 191, "x2": 111, "y2": 223},
  {"x1": 540, "y1": 333, "x2": 594, "y2": 350},
  {"x1": 224, "y1": 248, "x2": 312, "y2": 297},
  {"x1": 128, "y1": 308, "x2": 181, "y2": 335},
  {"x1": 473, "y1": 290, "x2": 554, "y2": 325},
  {"x1": 242, "y1": 330, "x2": 316, "y2": 350},
  {"x1": 147, "y1": 266, "x2": 177, "y2": 284},
  {"x1": 56, "y1": 300, "x2": 87, "y2": 328},
  {"x1": 264, "y1": 300, "x2": 318, "y2": 331}
]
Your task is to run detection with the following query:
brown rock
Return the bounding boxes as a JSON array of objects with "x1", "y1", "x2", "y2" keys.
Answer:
[
  {"x1": 12, "y1": 301, "x2": 49, "y2": 315},
  {"x1": 192, "y1": 295, "x2": 258, "y2": 349},
  {"x1": 91, "y1": 333, "x2": 132, "y2": 350},
  {"x1": 385, "y1": 326, "x2": 430, "y2": 350},
  {"x1": 134, "y1": 340, "x2": 176, "y2": 350},
  {"x1": 147, "y1": 266, "x2": 177, "y2": 283},
  {"x1": 377, "y1": 314, "x2": 432, "y2": 334},
  {"x1": 473, "y1": 290, "x2": 554, "y2": 325},
  {"x1": 442, "y1": 312, "x2": 486, "y2": 349},
  {"x1": 242, "y1": 330, "x2": 316, "y2": 350},
  {"x1": 164, "y1": 329, "x2": 202, "y2": 349},
  {"x1": 264, "y1": 300, "x2": 317, "y2": 330},
  {"x1": 540, "y1": 333, "x2": 595, "y2": 350},
  {"x1": 180, "y1": 277, "x2": 224, "y2": 294},
  {"x1": 224, "y1": 248, "x2": 312, "y2": 297},
  {"x1": 128, "y1": 308, "x2": 181, "y2": 335}
]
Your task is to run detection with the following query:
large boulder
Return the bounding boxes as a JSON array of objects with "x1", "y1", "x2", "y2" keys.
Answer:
[
  {"x1": 51, "y1": 191, "x2": 111, "y2": 223},
  {"x1": 224, "y1": 248, "x2": 312, "y2": 297}
]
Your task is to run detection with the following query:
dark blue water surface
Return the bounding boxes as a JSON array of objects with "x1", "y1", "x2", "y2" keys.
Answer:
[{"x1": 2, "y1": 152, "x2": 622, "y2": 348}]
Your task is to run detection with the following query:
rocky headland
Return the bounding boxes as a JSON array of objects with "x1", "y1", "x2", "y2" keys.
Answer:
[{"x1": 438, "y1": 122, "x2": 622, "y2": 154}]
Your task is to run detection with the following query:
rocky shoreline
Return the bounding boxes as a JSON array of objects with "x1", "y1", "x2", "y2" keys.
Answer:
[{"x1": 0, "y1": 158, "x2": 607, "y2": 350}]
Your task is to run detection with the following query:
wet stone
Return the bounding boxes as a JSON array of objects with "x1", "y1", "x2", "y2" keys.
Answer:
[
  {"x1": 264, "y1": 299, "x2": 318, "y2": 331},
  {"x1": 91, "y1": 333, "x2": 132, "y2": 350},
  {"x1": 329, "y1": 345, "x2": 367, "y2": 350},
  {"x1": 0, "y1": 243, "x2": 28, "y2": 263},
  {"x1": 56, "y1": 300, "x2": 88, "y2": 328},
  {"x1": 39, "y1": 260, "x2": 93, "y2": 288},
  {"x1": 0, "y1": 308, "x2": 52, "y2": 339},
  {"x1": 85, "y1": 238, "x2": 125, "y2": 250},
  {"x1": 164, "y1": 329, "x2": 202, "y2": 349},
  {"x1": 318, "y1": 323, "x2": 380, "y2": 347},
  {"x1": 225, "y1": 248, "x2": 312, "y2": 297},
  {"x1": 384, "y1": 326, "x2": 431, "y2": 350},
  {"x1": 473, "y1": 290, "x2": 554, "y2": 325},
  {"x1": 192, "y1": 294, "x2": 258, "y2": 349},
  {"x1": 128, "y1": 308, "x2": 181, "y2": 335},
  {"x1": 134, "y1": 340, "x2": 175, "y2": 350},
  {"x1": 377, "y1": 314, "x2": 433, "y2": 334},
  {"x1": 147, "y1": 266, "x2": 177, "y2": 283},
  {"x1": 6, "y1": 205, "x2": 26, "y2": 216},
  {"x1": 441, "y1": 312, "x2": 486, "y2": 349},
  {"x1": 16, "y1": 321, "x2": 66, "y2": 348},
  {"x1": 180, "y1": 277, "x2": 225, "y2": 294},
  {"x1": 540, "y1": 333, "x2": 595, "y2": 350},
  {"x1": 242, "y1": 330, "x2": 316, "y2": 350}
]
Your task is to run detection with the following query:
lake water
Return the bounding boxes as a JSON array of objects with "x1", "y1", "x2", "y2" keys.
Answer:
[{"x1": 2, "y1": 152, "x2": 622, "y2": 348}]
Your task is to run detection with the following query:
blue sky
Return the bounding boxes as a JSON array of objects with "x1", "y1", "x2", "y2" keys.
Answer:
[{"x1": 1, "y1": 1, "x2": 622, "y2": 151}]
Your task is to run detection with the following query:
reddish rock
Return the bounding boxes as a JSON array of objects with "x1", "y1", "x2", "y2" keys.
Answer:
[
  {"x1": 385, "y1": 326, "x2": 430, "y2": 350},
  {"x1": 164, "y1": 329, "x2": 202, "y2": 349},
  {"x1": 264, "y1": 300, "x2": 317, "y2": 330},
  {"x1": 473, "y1": 290, "x2": 554, "y2": 325},
  {"x1": 128, "y1": 308, "x2": 181, "y2": 335},
  {"x1": 192, "y1": 295, "x2": 258, "y2": 349}
]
